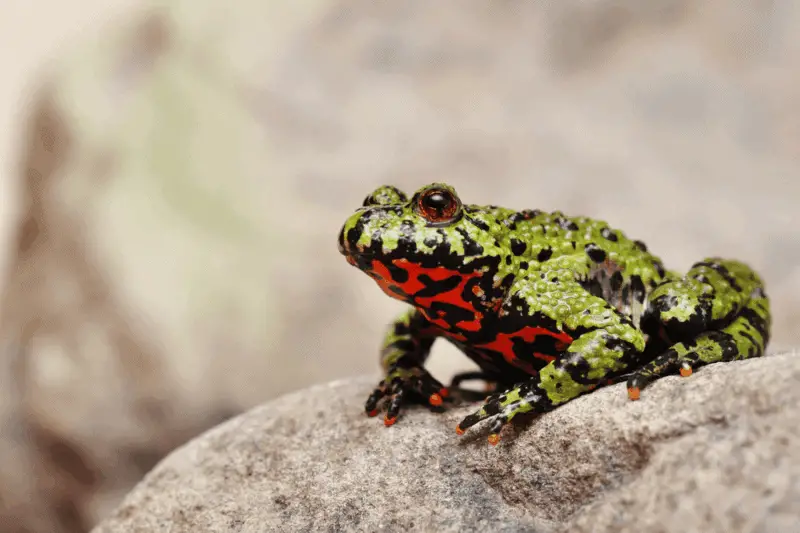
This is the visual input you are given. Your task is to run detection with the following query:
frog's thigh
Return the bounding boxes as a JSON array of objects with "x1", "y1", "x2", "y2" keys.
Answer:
[
  {"x1": 647, "y1": 257, "x2": 764, "y2": 340},
  {"x1": 627, "y1": 294, "x2": 770, "y2": 397}
]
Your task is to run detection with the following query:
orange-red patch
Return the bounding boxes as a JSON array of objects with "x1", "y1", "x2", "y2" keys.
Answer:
[
  {"x1": 475, "y1": 326, "x2": 573, "y2": 374},
  {"x1": 369, "y1": 259, "x2": 486, "y2": 336}
]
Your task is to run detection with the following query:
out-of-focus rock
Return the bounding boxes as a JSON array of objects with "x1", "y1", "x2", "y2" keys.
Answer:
[{"x1": 2, "y1": 0, "x2": 799, "y2": 532}]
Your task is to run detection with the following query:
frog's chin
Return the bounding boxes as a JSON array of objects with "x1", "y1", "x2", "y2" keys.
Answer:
[
  {"x1": 373, "y1": 277, "x2": 411, "y2": 302},
  {"x1": 344, "y1": 250, "x2": 378, "y2": 273}
]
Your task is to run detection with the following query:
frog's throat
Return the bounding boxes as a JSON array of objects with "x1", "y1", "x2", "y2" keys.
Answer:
[{"x1": 366, "y1": 258, "x2": 507, "y2": 336}]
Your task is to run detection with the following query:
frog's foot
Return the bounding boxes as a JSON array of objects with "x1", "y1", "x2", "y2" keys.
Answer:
[
  {"x1": 364, "y1": 366, "x2": 449, "y2": 426},
  {"x1": 455, "y1": 380, "x2": 546, "y2": 446},
  {"x1": 626, "y1": 346, "x2": 699, "y2": 400}
]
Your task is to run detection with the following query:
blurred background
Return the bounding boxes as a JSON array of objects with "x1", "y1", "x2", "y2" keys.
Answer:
[{"x1": 1, "y1": 1, "x2": 798, "y2": 532}]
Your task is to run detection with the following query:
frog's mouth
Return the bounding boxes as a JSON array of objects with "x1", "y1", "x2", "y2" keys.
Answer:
[{"x1": 337, "y1": 226, "x2": 374, "y2": 271}]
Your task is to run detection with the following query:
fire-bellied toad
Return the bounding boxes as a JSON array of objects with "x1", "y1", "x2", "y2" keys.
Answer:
[{"x1": 337, "y1": 183, "x2": 771, "y2": 445}]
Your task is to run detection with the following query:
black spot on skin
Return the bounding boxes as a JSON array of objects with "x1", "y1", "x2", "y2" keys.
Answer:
[
  {"x1": 506, "y1": 209, "x2": 542, "y2": 230},
  {"x1": 601, "y1": 227, "x2": 618, "y2": 242},
  {"x1": 455, "y1": 228, "x2": 484, "y2": 256},
  {"x1": 389, "y1": 286, "x2": 406, "y2": 298},
  {"x1": 413, "y1": 274, "x2": 462, "y2": 298},
  {"x1": 424, "y1": 237, "x2": 438, "y2": 248},
  {"x1": 739, "y1": 306, "x2": 770, "y2": 341},
  {"x1": 556, "y1": 217, "x2": 579, "y2": 231},
  {"x1": 634, "y1": 240, "x2": 648, "y2": 252},
  {"x1": 393, "y1": 320, "x2": 412, "y2": 335},
  {"x1": 582, "y1": 278, "x2": 604, "y2": 298},
  {"x1": 537, "y1": 247, "x2": 553, "y2": 262},
  {"x1": 505, "y1": 256, "x2": 512, "y2": 265},
  {"x1": 389, "y1": 339, "x2": 416, "y2": 353},
  {"x1": 698, "y1": 331, "x2": 739, "y2": 360},
  {"x1": 585, "y1": 243, "x2": 607, "y2": 263},
  {"x1": 654, "y1": 260, "x2": 666, "y2": 278},
  {"x1": 559, "y1": 350, "x2": 594, "y2": 382},
  {"x1": 630, "y1": 275, "x2": 645, "y2": 304},
  {"x1": 655, "y1": 292, "x2": 713, "y2": 340},
  {"x1": 346, "y1": 228, "x2": 361, "y2": 247},
  {"x1": 520, "y1": 261, "x2": 529, "y2": 270},
  {"x1": 610, "y1": 271, "x2": 623, "y2": 292},
  {"x1": 500, "y1": 273, "x2": 516, "y2": 292},
  {"x1": 739, "y1": 330, "x2": 758, "y2": 353},
  {"x1": 397, "y1": 220, "x2": 416, "y2": 240},
  {"x1": 511, "y1": 239, "x2": 527, "y2": 256},
  {"x1": 693, "y1": 261, "x2": 743, "y2": 292},
  {"x1": 467, "y1": 215, "x2": 491, "y2": 232},
  {"x1": 385, "y1": 261, "x2": 409, "y2": 283},
  {"x1": 427, "y1": 302, "x2": 476, "y2": 327},
  {"x1": 571, "y1": 241, "x2": 577, "y2": 249}
]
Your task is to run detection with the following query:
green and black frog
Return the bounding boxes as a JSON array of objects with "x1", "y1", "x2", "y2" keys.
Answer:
[{"x1": 337, "y1": 183, "x2": 771, "y2": 445}]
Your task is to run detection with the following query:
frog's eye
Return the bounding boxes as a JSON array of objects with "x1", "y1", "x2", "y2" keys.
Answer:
[{"x1": 417, "y1": 187, "x2": 461, "y2": 225}]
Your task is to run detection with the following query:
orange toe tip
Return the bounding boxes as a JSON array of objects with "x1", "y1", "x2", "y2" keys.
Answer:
[
  {"x1": 487, "y1": 434, "x2": 501, "y2": 446},
  {"x1": 429, "y1": 393, "x2": 443, "y2": 406},
  {"x1": 384, "y1": 416, "x2": 397, "y2": 427},
  {"x1": 439, "y1": 388, "x2": 449, "y2": 398},
  {"x1": 367, "y1": 409, "x2": 378, "y2": 417},
  {"x1": 627, "y1": 387, "x2": 641, "y2": 401},
  {"x1": 455, "y1": 425, "x2": 465, "y2": 436},
  {"x1": 680, "y1": 366, "x2": 693, "y2": 377}
]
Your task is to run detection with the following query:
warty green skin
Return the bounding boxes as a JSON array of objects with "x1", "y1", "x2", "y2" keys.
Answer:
[{"x1": 337, "y1": 183, "x2": 772, "y2": 443}]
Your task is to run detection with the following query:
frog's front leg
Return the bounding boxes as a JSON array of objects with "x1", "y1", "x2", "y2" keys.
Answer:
[
  {"x1": 457, "y1": 278, "x2": 647, "y2": 445},
  {"x1": 626, "y1": 258, "x2": 771, "y2": 399},
  {"x1": 365, "y1": 308, "x2": 447, "y2": 426}
]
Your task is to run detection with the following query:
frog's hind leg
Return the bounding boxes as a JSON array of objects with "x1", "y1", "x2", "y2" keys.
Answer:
[{"x1": 627, "y1": 258, "x2": 771, "y2": 399}]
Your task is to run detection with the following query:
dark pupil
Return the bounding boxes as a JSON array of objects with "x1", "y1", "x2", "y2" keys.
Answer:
[{"x1": 424, "y1": 192, "x2": 450, "y2": 210}]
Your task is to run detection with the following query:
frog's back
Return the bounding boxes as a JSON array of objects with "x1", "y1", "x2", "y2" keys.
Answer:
[{"x1": 496, "y1": 209, "x2": 668, "y2": 322}]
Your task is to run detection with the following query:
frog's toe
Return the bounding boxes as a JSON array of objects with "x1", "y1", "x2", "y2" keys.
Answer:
[
  {"x1": 455, "y1": 396, "x2": 516, "y2": 446},
  {"x1": 364, "y1": 381, "x2": 388, "y2": 416},
  {"x1": 456, "y1": 399, "x2": 500, "y2": 434}
]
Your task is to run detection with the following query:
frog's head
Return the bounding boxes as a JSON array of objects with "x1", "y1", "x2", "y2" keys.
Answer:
[{"x1": 338, "y1": 183, "x2": 513, "y2": 312}]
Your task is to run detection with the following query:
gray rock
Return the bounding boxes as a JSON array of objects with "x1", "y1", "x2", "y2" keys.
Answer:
[{"x1": 94, "y1": 351, "x2": 800, "y2": 533}]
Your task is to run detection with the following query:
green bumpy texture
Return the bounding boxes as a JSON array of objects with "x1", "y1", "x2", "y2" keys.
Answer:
[{"x1": 337, "y1": 183, "x2": 772, "y2": 444}]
